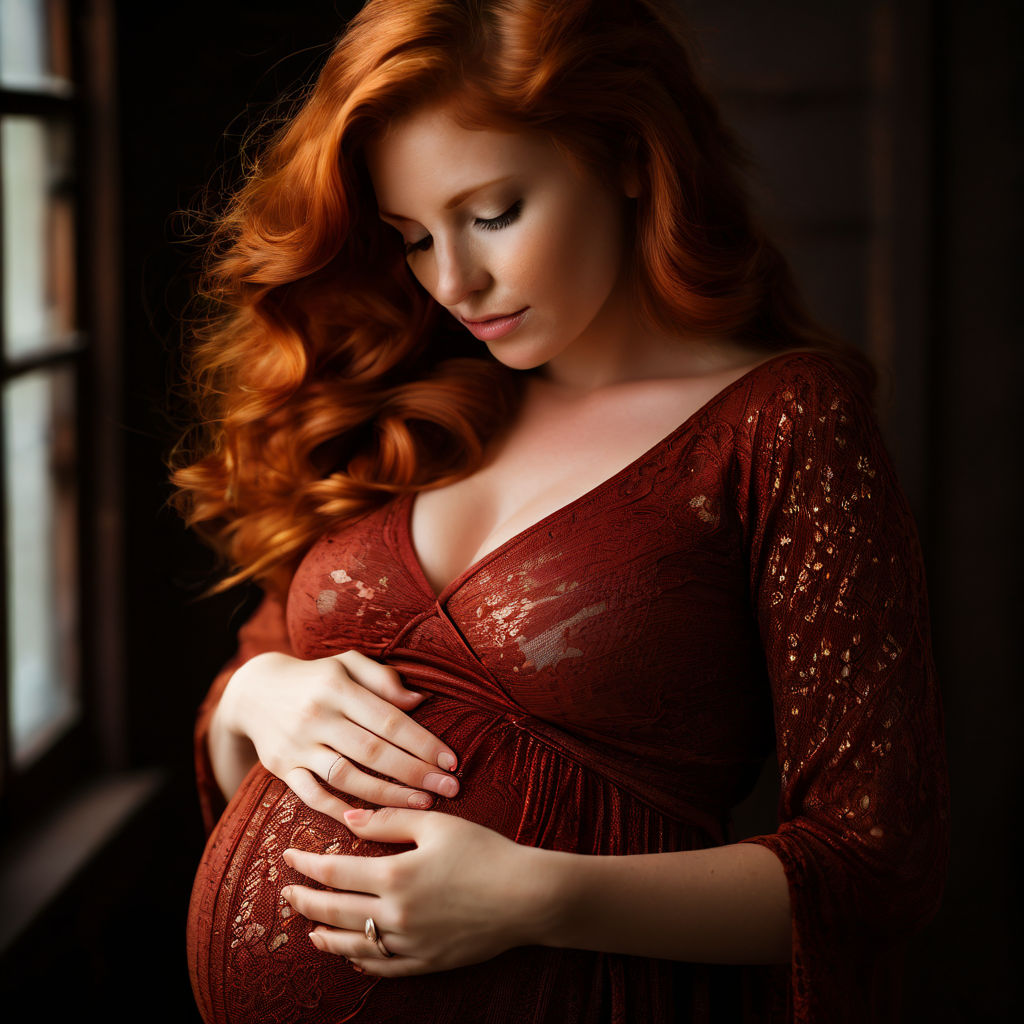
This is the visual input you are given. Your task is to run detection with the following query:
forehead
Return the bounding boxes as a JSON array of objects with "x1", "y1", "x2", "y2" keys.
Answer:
[{"x1": 365, "y1": 101, "x2": 560, "y2": 214}]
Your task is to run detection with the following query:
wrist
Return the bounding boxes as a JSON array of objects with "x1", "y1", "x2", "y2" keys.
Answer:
[
  {"x1": 507, "y1": 844, "x2": 576, "y2": 950},
  {"x1": 206, "y1": 657, "x2": 264, "y2": 801},
  {"x1": 214, "y1": 657, "x2": 265, "y2": 748}
]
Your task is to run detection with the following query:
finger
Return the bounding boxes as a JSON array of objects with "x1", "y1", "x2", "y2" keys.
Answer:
[
  {"x1": 282, "y1": 846, "x2": 398, "y2": 895},
  {"x1": 333, "y1": 719, "x2": 459, "y2": 800},
  {"x1": 334, "y1": 678, "x2": 459, "y2": 774},
  {"x1": 284, "y1": 846, "x2": 385, "y2": 891},
  {"x1": 285, "y1": 767, "x2": 353, "y2": 822},
  {"x1": 342, "y1": 806, "x2": 424, "y2": 844},
  {"x1": 316, "y1": 747, "x2": 435, "y2": 809},
  {"x1": 334, "y1": 650, "x2": 425, "y2": 708},
  {"x1": 306, "y1": 927, "x2": 351, "y2": 958},
  {"x1": 347, "y1": 952, "x2": 428, "y2": 978},
  {"x1": 281, "y1": 884, "x2": 379, "y2": 930},
  {"x1": 310, "y1": 928, "x2": 419, "y2": 971}
]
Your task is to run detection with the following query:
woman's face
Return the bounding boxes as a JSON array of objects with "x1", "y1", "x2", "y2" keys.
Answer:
[{"x1": 366, "y1": 100, "x2": 639, "y2": 379}]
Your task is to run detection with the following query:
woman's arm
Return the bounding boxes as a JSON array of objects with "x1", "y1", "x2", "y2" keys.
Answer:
[
  {"x1": 736, "y1": 364, "x2": 949, "y2": 1021},
  {"x1": 283, "y1": 807, "x2": 791, "y2": 973},
  {"x1": 194, "y1": 592, "x2": 293, "y2": 832},
  {"x1": 533, "y1": 836, "x2": 791, "y2": 963}
]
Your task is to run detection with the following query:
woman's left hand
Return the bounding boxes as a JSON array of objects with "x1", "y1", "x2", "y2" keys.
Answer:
[{"x1": 281, "y1": 807, "x2": 548, "y2": 976}]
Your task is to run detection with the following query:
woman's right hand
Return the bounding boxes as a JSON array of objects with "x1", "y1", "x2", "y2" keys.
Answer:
[{"x1": 212, "y1": 650, "x2": 459, "y2": 820}]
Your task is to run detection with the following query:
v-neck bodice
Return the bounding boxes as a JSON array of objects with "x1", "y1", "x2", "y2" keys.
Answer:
[{"x1": 403, "y1": 352, "x2": 817, "y2": 600}]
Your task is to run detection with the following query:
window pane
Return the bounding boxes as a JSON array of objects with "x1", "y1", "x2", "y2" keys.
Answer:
[
  {"x1": 4, "y1": 366, "x2": 78, "y2": 766},
  {"x1": 0, "y1": 0, "x2": 71, "y2": 94},
  {"x1": 1, "y1": 115, "x2": 77, "y2": 358}
]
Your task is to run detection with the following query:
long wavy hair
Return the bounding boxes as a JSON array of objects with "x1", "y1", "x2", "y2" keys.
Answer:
[{"x1": 171, "y1": 0, "x2": 871, "y2": 597}]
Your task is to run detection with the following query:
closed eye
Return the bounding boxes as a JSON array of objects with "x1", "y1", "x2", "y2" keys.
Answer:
[
  {"x1": 402, "y1": 199, "x2": 522, "y2": 257},
  {"x1": 404, "y1": 235, "x2": 432, "y2": 255},
  {"x1": 475, "y1": 200, "x2": 522, "y2": 232}
]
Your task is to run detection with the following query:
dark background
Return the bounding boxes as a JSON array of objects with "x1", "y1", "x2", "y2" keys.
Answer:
[{"x1": 8, "y1": 0, "x2": 1021, "y2": 1019}]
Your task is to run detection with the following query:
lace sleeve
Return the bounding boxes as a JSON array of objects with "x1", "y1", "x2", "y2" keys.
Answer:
[
  {"x1": 194, "y1": 591, "x2": 294, "y2": 835},
  {"x1": 739, "y1": 362, "x2": 949, "y2": 1023}
]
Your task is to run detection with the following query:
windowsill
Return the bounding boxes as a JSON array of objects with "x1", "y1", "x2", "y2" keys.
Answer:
[{"x1": 0, "y1": 767, "x2": 166, "y2": 956}]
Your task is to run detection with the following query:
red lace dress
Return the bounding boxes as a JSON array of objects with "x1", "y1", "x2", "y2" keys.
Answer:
[{"x1": 186, "y1": 353, "x2": 948, "y2": 1023}]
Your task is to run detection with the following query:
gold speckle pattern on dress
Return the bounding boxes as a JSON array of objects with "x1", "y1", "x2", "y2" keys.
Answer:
[{"x1": 188, "y1": 353, "x2": 948, "y2": 1024}]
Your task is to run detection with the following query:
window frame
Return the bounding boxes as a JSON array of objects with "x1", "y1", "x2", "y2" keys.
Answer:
[{"x1": 0, "y1": 0, "x2": 123, "y2": 827}]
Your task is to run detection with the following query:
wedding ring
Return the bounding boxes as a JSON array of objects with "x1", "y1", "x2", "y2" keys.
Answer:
[{"x1": 364, "y1": 916, "x2": 394, "y2": 958}]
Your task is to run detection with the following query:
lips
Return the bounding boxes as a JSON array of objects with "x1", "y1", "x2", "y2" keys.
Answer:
[{"x1": 459, "y1": 307, "x2": 528, "y2": 342}]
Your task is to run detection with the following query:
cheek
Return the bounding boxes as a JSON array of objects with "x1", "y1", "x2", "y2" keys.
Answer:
[
  {"x1": 543, "y1": 204, "x2": 624, "y2": 312},
  {"x1": 511, "y1": 204, "x2": 614, "y2": 305}
]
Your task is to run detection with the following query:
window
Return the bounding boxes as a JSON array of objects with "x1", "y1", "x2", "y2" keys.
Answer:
[{"x1": 0, "y1": 0, "x2": 85, "y2": 810}]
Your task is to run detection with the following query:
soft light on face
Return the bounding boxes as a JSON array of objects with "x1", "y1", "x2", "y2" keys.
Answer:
[{"x1": 366, "y1": 99, "x2": 639, "y2": 375}]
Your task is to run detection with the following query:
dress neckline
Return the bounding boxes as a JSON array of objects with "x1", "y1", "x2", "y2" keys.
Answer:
[{"x1": 399, "y1": 350, "x2": 831, "y2": 601}]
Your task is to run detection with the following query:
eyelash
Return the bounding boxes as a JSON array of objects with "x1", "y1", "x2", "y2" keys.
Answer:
[
  {"x1": 476, "y1": 199, "x2": 523, "y2": 232},
  {"x1": 404, "y1": 200, "x2": 523, "y2": 256}
]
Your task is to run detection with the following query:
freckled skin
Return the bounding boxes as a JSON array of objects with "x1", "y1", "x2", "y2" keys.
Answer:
[{"x1": 366, "y1": 101, "x2": 637, "y2": 378}]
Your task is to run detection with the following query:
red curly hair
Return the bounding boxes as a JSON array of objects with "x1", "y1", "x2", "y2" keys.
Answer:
[{"x1": 171, "y1": 0, "x2": 870, "y2": 597}]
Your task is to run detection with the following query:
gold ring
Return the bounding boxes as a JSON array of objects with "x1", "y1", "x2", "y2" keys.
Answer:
[{"x1": 364, "y1": 916, "x2": 394, "y2": 958}]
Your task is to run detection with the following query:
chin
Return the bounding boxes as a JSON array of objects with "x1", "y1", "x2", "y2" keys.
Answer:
[{"x1": 483, "y1": 343, "x2": 559, "y2": 373}]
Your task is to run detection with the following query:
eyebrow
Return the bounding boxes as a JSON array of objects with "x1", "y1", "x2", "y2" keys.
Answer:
[{"x1": 378, "y1": 175, "x2": 516, "y2": 222}]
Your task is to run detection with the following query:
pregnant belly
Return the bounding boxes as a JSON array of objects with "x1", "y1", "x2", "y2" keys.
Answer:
[{"x1": 187, "y1": 699, "x2": 706, "y2": 1024}]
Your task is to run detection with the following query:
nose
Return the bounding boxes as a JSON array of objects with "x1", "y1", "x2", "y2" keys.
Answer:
[{"x1": 430, "y1": 237, "x2": 490, "y2": 308}]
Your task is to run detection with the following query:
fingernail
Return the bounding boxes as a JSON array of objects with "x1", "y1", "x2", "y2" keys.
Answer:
[
  {"x1": 282, "y1": 887, "x2": 293, "y2": 901},
  {"x1": 437, "y1": 751, "x2": 457, "y2": 771},
  {"x1": 424, "y1": 772, "x2": 459, "y2": 798},
  {"x1": 408, "y1": 791, "x2": 433, "y2": 809},
  {"x1": 344, "y1": 808, "x2": 372, "y2": 826},
  {"x1": 351, "y1": 963, "x2": 366, "y2": 975},
  {"x1": 309, "y1": 931, "x2": 324, "y2": 949}
]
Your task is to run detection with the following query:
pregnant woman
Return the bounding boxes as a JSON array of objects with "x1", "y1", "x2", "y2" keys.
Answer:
[{"x1": 175, "y1": 1, "x2": 949, "y2": 1021}]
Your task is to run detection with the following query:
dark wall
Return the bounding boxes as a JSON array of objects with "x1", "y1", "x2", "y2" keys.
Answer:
[
  {"x1": 914, "y1": 1, "x2": 1022, "y2": 1020},
  {"x1": 109, "y1": 1, "x2": 1019, "y2": 1020}
]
